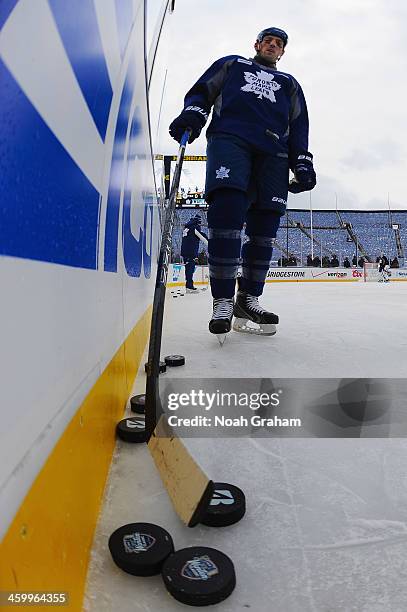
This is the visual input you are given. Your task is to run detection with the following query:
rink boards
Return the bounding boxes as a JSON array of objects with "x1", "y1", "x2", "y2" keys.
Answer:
[
  {"x1": 168, "y1": 265, "x2": 407, "y2": 286},
  {"x1": 0, "y1": 1, "x2": 172, "y2": 608}
]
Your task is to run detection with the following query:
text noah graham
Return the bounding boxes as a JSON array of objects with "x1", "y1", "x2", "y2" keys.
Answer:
[{"x1": 167, "y1": 415, "x2": 302, "y2": 428}]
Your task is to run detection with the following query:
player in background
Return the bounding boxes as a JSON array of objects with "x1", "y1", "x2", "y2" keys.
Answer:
[
  {"x1": 169, "y1": 27, "x2": 316, "y2": 340},
  {"x1": 181, "y1": 214, "x2": 208, "y2": 293},
  {"x1": 378, "y1": 253, "x2": 390, "y2": 282}
]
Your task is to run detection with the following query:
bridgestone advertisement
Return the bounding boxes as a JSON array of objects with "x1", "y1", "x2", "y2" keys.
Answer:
[{"x1": 168, "y1": 265, "x2": 407, "y2": 285}]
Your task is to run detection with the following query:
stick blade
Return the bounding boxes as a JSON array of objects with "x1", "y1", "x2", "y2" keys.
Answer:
[{"x1": 148, "y1": 416, "x2": 214, "y2": 526}]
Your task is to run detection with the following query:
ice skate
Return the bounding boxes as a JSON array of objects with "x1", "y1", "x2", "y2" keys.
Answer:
[
  {"x1": 233, "y1": 290, "x2": 278, "y2": 336},
  {"x1": 209, "y1": 298, "x2": 234, "y2": 345},
  {"x1": 186, "y1": 286, "x2": 199, "y2": 294}
]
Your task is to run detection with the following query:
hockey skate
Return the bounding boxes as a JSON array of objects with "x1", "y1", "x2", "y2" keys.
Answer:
[
  {"x1": 233, "y1": 290, "x2": 278, "y2": 336},
  {"x1": 209, "y1": 298, "x2": 234, "y2": 346},
  {"x1": 186, "y1": 286, "x2": 199, "y2": 294}
]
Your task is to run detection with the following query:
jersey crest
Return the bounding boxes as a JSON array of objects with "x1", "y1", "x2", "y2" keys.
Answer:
[
  {"x1": 215, "y1": 166, "x2": 230, "y2": 179},
  {"x1": 241, "y1": 70, "x2": 281, "y2": 102}
]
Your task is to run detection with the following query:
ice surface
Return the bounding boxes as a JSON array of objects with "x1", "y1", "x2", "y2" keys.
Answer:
[
  {"x1": 162, "y1": 281, "x2": 407, "y2": 379},
  {"x1": 85, "y1": 282, "x2": 407, "y2": 611}
]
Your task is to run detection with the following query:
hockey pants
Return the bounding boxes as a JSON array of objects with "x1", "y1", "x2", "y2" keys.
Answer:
[
  {"x1": 207, "y1": 188, "x2": 282, "y2": 299},
  {"x1": 183, "y1": 257, "x2": 196, "y2": 289}
]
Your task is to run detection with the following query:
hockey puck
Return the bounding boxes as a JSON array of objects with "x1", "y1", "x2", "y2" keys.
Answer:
[
  {"x1": 201, "y1": 483, "x2": 246, "y2": 527},
  {"x1": 161, "y1": 546, "x2": 236, "y2": 606},
  {"x1": 164, "y1": 355, "x2": 185, "y2": 367},
  {"x1": 144, "y1": 361, "x2": 166, "y2": 374},
  {"x1": 116, "y1": 416, "x2": 147, "y2": 443},
  {"x1": 109, "y1": 523, "x2": 174, "y2": 576},
  {"x1": 130, "y1": 394, "x2": 145, "y2": 414}
]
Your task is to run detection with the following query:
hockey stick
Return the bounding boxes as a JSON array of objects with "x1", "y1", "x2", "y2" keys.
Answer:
[
  {"x1": 194, "y1": 228, "x2": 208, "y2": 246},
  {"x1": 193, "y1": 229, "x2": 209, "y2": 290},
  {"x1": 145, "y1": 129, "x2": 214, "y2": 526}
]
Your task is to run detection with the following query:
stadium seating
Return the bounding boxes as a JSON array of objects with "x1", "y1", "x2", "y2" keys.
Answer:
[{"x1": 173, "y1": 202, "x2": 407, "y2": 266}]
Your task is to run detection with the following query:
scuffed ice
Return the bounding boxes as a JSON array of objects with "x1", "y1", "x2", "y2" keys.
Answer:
[{"x1": 85, "y1": 283, "x2": 407, "y2": 611}]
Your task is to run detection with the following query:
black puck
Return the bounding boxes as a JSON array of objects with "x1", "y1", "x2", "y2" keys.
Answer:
[
  {"x1": 144, "y1": 361, "x2": 166, "y2": 374},
  {"x1": 161, "y1": 546, "x2": 236, "y2": 606},
  {"x1": 130, "y1": 394, "x2": 145, "y2": 414},
  {"x1": 116, "y1": 416, "x2": 147, "y2": 443},
  {"x1": 201, "y1": 483, "x2": 246, "y2": 527},
  {"x1": 109, "y1": 523, "x2": 174, "y2": 576},
  {"x1": 164, "y1": 355, "x2": 185, "y2": 367}
]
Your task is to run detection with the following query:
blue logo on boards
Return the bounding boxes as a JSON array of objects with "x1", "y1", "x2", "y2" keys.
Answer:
[
  {"x1": 0, "y1": 1, "x2": 154, "y2": 278},
  {"x1": 172, "y1": 265, "x2": 182, "y2": 282},
  {"x1": 104, "y1": 59, "x2": 153, "y2": 279}
]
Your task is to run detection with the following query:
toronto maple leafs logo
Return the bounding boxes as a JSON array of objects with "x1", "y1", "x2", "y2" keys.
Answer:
[
  {"x1": 241, "y1": 70, "x2": 281, "y2": 102},
  {"x1": 215, "y1": 166, "x2": 230, "y2": 179}
]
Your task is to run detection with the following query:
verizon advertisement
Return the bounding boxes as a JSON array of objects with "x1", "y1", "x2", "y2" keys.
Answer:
[
  {"x1": 266, "y1": 268, "x2": 359, "y2": 282},
  {"x1": 168, "y1": 266, "x2": 407, "y2": 285}
]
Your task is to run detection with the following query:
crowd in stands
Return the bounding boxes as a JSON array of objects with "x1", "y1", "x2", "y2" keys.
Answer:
[
  {"x1": 172, "y1": 205, "x2": 406, "y2": 268},
  {"x1": 277, "y1": 254, "x2": 401, "y2": 268},
  {"x1": 375, "y1": 255, "x2": 400, "y2": 268},
  {"x1": 278, "y1": 256, "x2": 298, "y2": 267}
]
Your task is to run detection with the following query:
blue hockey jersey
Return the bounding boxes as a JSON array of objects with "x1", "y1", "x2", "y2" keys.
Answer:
[
  {"x1": 181, "y1": 217, "x2": 207, "y2": 258},
  {"x1": 183, "y1": 55, "x2": 310, "y2": 167}
]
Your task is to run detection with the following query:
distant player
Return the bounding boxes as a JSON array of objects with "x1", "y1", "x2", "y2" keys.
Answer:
[
  {"x1": 181, "y1": 215, "x2": 207, "y2": 293},
  {"x1": 170, "y1": 27, "x2": 316, "y2": 341},
  {"x1": 378, "y1": 254, "x2": 390, "y2": 282}
]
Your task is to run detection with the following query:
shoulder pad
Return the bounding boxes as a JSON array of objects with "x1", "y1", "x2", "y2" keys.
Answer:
[{"x1": 277, "y1": 70, "x2": 297, "y2": 82}]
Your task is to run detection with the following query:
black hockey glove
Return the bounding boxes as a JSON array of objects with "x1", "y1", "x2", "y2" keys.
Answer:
[
  {"x1": 288, "y1": 152, "x2": 316, "y2": 193},
  {"x1": 169, "y1": 106, "x2": 208, "y2": 144}
]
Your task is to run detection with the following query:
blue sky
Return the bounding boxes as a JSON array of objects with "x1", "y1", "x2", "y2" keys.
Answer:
[{"x1": 158, "y1": 0, "x2": 407, "y2": 210}]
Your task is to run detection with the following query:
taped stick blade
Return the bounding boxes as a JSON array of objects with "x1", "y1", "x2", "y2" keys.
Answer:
[{"x1": 148, "y1": 415, "x2": 214, "y2": 526}]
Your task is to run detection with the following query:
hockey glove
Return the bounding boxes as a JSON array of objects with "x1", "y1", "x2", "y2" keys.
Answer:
[
  {"x1": 288, "y1": 152, "x2": 316, "y2": 193},
  {"x1": 169, "y1": 106, "x2": 208, "y2": 144}
]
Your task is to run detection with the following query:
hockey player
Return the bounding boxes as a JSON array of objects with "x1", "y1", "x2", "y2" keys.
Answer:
[
  {"x1": 378, "y1": 254, "x2": 390, "y2": 282},
  {"x1": 181, "y1": 214, "x2": 208, "y2": 292},
  {"x1": 169, "y1": 27, "x2": 316, "y2": 339}
]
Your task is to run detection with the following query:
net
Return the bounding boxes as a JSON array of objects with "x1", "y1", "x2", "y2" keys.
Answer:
[{"x1": 363, "y1": 262, "x2": 380, "y2": 282}]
